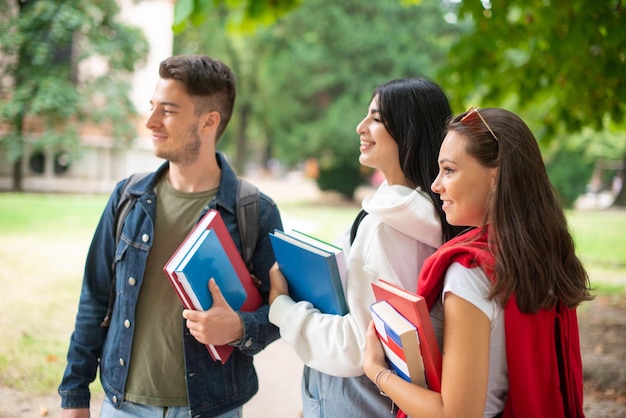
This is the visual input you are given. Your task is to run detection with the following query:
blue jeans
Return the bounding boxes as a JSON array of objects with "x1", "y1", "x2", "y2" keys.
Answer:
[
  {"x1": 101, "y1": 396, "x2": 243, "y2": 418},
  {"x1": 301, "y1": 366, "x2": 394, "y2": 418}
]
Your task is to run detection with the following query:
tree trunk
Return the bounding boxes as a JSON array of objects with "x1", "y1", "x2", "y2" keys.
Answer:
[
  {"x1": 262, "y1": 126, "x2": 273, "y2": 170},
  {"x1": 10, "y1": 111, "x2": 26, "y2": 192},
  {"x1": 611, "y1": 151, "x2": 626, "y2": 207},
  {"x1": 12, "y1": 159, "x2": 23, "y2": 192},
  {"x1": 233, "y1": 102, "x2": 250, "y2": 175}
]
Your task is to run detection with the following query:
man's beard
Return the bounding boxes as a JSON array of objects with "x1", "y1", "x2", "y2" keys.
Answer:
[{"x1": 157, "y1": 124, "x2": 202, "y2": 166}]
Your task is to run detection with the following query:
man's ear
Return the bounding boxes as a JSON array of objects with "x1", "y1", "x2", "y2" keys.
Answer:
[{"x1": 201, "y1": 111, "x2": 221, "y2": 133}]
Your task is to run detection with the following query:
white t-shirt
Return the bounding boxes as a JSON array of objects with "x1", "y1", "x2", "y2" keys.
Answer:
[{"x1": 429, "y1": 262, "x2": 508, "y2": 417}]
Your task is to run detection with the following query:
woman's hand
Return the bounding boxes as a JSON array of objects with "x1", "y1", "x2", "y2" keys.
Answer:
[
  {"x1": 269, "y1": 262, "x2": 289, "y2": 305},
  {"x1": 363, "y1": 320, "x2": 389, "y2": 382}
]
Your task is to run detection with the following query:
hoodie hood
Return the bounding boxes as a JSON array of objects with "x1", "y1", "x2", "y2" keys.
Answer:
[{"x1": 362, "y1": 181, "x2": 442, "y2": 248}]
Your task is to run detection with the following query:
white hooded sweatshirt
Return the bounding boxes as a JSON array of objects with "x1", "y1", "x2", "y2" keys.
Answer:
[{"x1": 269, "y1": 181, "x2": 442, "y2": 376}]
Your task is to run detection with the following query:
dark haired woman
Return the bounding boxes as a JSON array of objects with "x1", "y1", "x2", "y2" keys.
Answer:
[{"x1": 268, "y1": 78, "x2": 461, "y2": 417}]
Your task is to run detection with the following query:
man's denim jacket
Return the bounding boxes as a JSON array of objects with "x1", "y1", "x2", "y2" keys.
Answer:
[{"x1": 59, "y1": 153, "x2": 283, "y2": 417}]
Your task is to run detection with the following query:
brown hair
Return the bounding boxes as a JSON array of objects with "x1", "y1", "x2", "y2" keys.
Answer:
[
  {"x1": 447, "y1": 108, "x2": 593, "y2": 313},
  {"x1": 159, "y1": 55, "x2": 236, "y2": 141}
]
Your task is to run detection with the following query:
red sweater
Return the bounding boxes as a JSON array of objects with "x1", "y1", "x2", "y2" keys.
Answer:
[{"x1": 403, "y1": 228, "x2": 585, "y2": 418}]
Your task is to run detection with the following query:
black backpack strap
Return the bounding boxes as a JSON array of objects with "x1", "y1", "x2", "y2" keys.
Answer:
[
  {"x1": 101, "y1": 172, "x2": 149, "y2": 327},
  {"x1": 236, "y1": 179, "x2": 260, "y2": 273},
  {"x1": 114, "y1": 173, "x2": 150, "y2": 246},
  {"x1": 349, "y1": 209, "x2": 368, "y2": 245}
]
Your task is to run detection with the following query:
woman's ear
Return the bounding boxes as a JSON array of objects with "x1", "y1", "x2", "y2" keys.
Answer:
[{"x1": 490, "y1": 167, "x2": 499, "y2": 190}]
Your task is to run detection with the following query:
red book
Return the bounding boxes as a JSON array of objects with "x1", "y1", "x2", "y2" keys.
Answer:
[
  {"x1": 163, "y1": 209, "x2": 262, "y2": 364},
  {"x1": 371, "y1": 278, "x2": 442, "y2": 392}
]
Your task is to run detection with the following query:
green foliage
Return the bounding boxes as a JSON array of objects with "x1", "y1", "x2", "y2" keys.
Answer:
[
  {"x1": 545, "y1": 146, "x2": 594, "y2": 208},
  {"x1": 0, "y1": 0, "x2": 149, "y2": 187},
  {"x1": 438, "y1": 0, "x2": 626, "y2": 207},
  {"x1": 544, "y1": 128, "x2": 625, "y2": 207},
  {"x1": 173, "y1": 0, "x2": 626, "y2": 203},
  {"x1": 175, "y1": 0, "x2": 461, "y2": 198},
  {"x1": 316, "y1": 163, "x2": 362, "y2": 200},
  {"x1": 252, "y1": 0, "x2": 460, "y2": 198},
  {"x1": 174, "y1": 8, "x2": 262, "y2": 172},
  {"x1": 443, "y1": 0, "x2": 626, "y2": 135},
  {"x1": 173, "y1": 0, "x2": 303, "y2": 33}
]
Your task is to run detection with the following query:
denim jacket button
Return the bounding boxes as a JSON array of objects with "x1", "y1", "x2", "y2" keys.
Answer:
[
  {"x1": 119, "y1": 358, "x2": 125, "y2": 366},
  {"x1": 124, "y1": 319, "x2": 131, "y2": 328},
  {"x1": 112, "y1": 395, "x2": 118, "y2": 403},
  {"x1": 142, "y1": 234, "x2": 150, "y2": 243},
  {"x1": 147, "y1": 199, "x2": 153, "y2": 204},
  {"x1": 244, "y1": 338, "x2": 253, "y2": 348},
  {"x1": 128, "y1": 277, "x2": 136, "y2": 286}
]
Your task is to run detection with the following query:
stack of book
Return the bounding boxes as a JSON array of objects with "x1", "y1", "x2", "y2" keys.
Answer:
[
  {"x1": 370, "y1": 300, "x2": 426, "y2": 387},
  {"x1": 269, "y1": 229, "x2": 348, "y2": 315},
  {"x1": 163, "y1": 209, "x2": 261, "y2": 364},
  {"x1": 371, "y1": 279, "x2": 442, "y2": 391}
]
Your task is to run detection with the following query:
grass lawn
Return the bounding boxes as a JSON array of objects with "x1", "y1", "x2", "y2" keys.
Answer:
[{"x1": 0, "y1": 192, "x2": 624, "y2": 394}]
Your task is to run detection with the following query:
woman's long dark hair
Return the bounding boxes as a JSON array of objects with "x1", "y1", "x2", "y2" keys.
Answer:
[{"x1": 374, "y1": 78, "x2": 465, "y2": 242}]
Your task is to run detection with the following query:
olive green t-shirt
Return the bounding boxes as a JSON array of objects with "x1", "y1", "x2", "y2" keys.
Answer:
[{"x1": 125, "y1": 175, "x2": 217, "y2": 406}]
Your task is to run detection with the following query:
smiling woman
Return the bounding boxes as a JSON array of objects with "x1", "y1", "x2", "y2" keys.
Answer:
[{"x1": 267, "y1": 78, "x2": 463, "y2": 418}]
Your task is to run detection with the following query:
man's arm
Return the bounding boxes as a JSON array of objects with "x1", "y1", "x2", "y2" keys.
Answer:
[{"x1": 58, "y1": 182, "x2": 124, "y2": 409}]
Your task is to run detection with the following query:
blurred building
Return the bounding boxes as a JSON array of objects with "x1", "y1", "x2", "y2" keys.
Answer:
[{"x1": 0, "y1": 0, "x2": 174, "y2": 193}]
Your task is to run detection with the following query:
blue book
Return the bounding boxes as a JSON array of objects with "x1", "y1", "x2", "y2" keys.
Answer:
[
  {"x1": 269, "y1": 229, "x2": 348, "y2": 315},
  {"x1": 174, "y1": 228, "x2": 247, "y2": 311},
  {"x1": 163, "y1": 209, "x2": 262, "y2": 364}
]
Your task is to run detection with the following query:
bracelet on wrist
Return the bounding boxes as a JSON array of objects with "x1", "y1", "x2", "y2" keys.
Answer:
[
  {"x1": 374, "y1": 368, "x2": 397, "y2": 414},
  {"x1": 374, "y1": 368, "x2": 393, "y2": 396}
]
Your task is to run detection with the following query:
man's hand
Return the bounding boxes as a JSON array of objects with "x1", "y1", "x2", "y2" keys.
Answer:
[
  {"x1": 62, "y1": 408, "x2": 90, "y2": 418},
  {"x1": 182, "y1": 278, "x2": 243, "y2": 345},
  {"x1": 268, "y1": 262, "x2": 289, "y2": 305}
]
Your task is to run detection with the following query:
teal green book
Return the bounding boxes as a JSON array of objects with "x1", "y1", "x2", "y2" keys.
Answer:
[{"x1": 269, "y1": 229, "x2": 348, "y2": 315}]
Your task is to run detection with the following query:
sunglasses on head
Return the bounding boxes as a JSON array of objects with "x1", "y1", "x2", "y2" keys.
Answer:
[{"x1": 460, "y1": 107, "x2": 499, "y2": 142}]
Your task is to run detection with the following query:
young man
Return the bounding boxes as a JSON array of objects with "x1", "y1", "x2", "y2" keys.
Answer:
[{"x1": 59, "y1": 55, "x2": 283, "y2": 418}]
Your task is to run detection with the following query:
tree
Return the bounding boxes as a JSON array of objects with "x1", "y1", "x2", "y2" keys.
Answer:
[
  {"x1": 254, "y1": 0, "x2": 461, "y2": 199},
  {"x1": 172, "y1": 0, "x2": 626, "y2": 203},
  {"x1": 174, "y1": 0, "x2": 459, "y2": 200},
  {"x1": 440, "y1": 0, "x2": 626, "y2": 206},
  {"x1": 0, "y1": 0, "x2": 148, "y2": 191},
  {"x1": 172, "y1": 0, "x2": 303, "y2": 33}
]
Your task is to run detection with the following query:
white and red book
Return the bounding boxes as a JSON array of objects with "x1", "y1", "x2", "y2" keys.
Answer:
[
  {"x1": 370, "y1": 300, "x2": 426, "y2": 387},
  {"x1": 371, "y1": 278, "x2": 442, "y2": 391}
]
